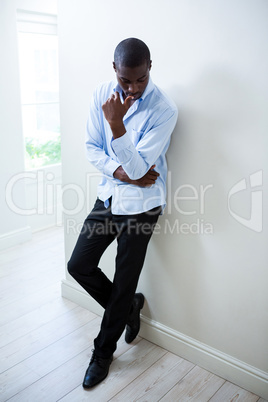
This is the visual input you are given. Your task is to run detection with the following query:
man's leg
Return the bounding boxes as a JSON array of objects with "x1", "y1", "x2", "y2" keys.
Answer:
[
  {"x1": 68, "y1": 200, "x2": 160, "y2": 388},
  {"x1": 67, "y1": 198, "x2": 116, "y2": 308},
  {"x1": 93, "y1": 206, "x2": 161, "y2": 358}
]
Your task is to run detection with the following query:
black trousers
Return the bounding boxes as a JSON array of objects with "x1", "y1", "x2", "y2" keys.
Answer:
[{"x1": 67, "y1": 198, "x2": 160, "y2": 358}]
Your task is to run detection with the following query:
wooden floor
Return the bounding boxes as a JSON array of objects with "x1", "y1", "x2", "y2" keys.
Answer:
[{"x1": 0, "y1": 226, "x2": 266, "y2": 402}]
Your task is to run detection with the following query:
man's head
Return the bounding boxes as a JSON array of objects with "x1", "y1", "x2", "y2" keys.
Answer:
[{"x1": 113, "y1": 38, "x2": 152, "y2": 101}]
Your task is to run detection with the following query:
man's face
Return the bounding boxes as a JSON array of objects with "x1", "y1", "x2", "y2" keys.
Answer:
[{"x1": 113, "y1": 61, "x2": 152, "y2": 101}]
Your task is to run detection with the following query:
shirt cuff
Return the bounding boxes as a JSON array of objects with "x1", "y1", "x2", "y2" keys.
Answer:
[
  {"x1": 103, "y1": 158, "x2": 121, "y2": 178},
  {"x1": 111, "y1": 132, "x2": 135, "y2": 164}
]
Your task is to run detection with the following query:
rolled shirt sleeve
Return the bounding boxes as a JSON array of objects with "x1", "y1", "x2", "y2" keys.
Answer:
[
  {"x1": 86, "y1": 87, "x2": 121, "y2": 178},
  {"x1": 111, "y1": 107, "x2": 178, "y2": 180}
]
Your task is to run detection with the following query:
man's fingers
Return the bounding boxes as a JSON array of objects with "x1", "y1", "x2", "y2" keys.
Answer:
[
  {"x1": 124, "y1": 95, "x2": 133, "y2": 110},
  {"x1": 149, "y1": 165, "x2": 159, "y2": 176},
  {"x1": 147, "y1": 170, "x2": 159, "y2": 178},
  {"x1": 142, "y1": 176, "x2": 158, "y2": 186},
  {"x1": 134, "y1": 167, "x2": 160, "y2": 187}
]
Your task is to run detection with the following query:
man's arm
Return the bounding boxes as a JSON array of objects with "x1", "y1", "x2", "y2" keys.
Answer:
[
  {"x1": 86, "y1": 89, "x2": 121, "y2": 178},
  {"x1": 101, "y1": 91, "x2": 131, "y2": 139},
  {"x1": 87, "y1": 88, "x2": 159, "y2": 186},
  {"x1": 102, "y1": 92, "x2": 178, "y2": 181},
  {"x1": 113, "y1": 165, "x2": 159, "y2": 187}
]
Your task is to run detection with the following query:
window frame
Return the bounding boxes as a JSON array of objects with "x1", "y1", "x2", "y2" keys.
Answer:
[{"x1": 16, "y1": 9, "x2": 61, "y2": 171}]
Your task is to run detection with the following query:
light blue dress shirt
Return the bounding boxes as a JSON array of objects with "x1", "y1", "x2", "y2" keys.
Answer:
[{"x1": 85, "y1": 77, "x2": 178, "y2": 215}]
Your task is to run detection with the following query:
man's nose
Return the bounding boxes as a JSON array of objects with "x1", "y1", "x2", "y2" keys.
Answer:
[{"x1": 128, "y1": 83, "x2": 139, "y2": 94}]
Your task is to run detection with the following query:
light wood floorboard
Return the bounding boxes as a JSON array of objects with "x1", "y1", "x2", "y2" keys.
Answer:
[{"x1": 0, "y1": 226, "x2": 265, "y2": 402}]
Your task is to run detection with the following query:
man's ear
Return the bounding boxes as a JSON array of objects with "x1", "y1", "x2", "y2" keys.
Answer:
[
  {"x1": 149, "y1": 60, "x2": 152, "y2": 71},
  {"x1": 113, "y1": 61, "x2": 116, "y2": 71}
]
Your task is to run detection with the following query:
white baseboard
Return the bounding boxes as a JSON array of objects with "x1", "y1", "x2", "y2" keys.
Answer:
[
  {"x1": 0, "y1": 226, "x2": 32, "y2": 251},
  {"x1": 139, "y1": 316, "x2": 268, "y2": 400},
  {"x1": 61, "y1": 278, "x2": 268, "y2": 400}
]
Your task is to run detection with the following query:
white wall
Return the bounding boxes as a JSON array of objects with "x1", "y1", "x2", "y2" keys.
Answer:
[
  {"x1": 59, "y1": 0, "x2": 268, "y2": 398},
  {"x1": 0, "y1": 0, "x2": 60, "y2": 250}
]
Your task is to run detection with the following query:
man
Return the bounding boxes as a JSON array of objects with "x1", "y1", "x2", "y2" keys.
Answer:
[{"x1": 68, "y1": 38, "x2": 178, "y2": 388}]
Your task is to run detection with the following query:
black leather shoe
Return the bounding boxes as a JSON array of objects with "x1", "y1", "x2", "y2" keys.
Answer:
[
  {"x1": 125, "y1": 293, "x2": 145, "y2": 344},
  {"x1": 82, "y1": 350, "x2": 113, "y2": 388}
]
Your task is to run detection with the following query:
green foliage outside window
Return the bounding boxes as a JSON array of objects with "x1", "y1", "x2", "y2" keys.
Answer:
[{"x1": 25, "y1": 135, "x2": 61, "y2": 169}]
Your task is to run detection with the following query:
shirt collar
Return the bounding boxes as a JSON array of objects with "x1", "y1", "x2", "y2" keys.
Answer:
[{"x1": 113, "y1": 76, "x2": 155, "y2": 103}]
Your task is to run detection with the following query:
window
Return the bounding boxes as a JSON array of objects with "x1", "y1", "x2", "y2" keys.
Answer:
[{"x1": 17, "y1": 10, "x2": 61, "y2": 170}]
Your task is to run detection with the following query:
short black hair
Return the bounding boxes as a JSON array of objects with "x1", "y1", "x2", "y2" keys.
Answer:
[{"x1": 114, "y1": 38, "x2": 151, "y2": 68}]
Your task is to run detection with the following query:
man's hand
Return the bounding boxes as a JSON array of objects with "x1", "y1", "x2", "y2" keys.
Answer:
[
  {"x1": 102, "y1": 92, "x2": 133, "y2": 138},
  {"x1": 113, "y1": 165, "x2": 159, "y2": 187}
]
